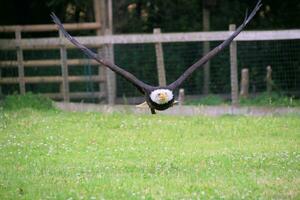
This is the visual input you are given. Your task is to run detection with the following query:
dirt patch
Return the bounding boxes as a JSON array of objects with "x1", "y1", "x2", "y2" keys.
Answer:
[{"x1": 55, "y1": 102, "x2": 300, "y2": 116}]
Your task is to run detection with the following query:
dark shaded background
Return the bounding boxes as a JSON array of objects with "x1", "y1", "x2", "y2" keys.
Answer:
[{"x1": 0, "y1": 0, "x2": 300, "y2": 32}]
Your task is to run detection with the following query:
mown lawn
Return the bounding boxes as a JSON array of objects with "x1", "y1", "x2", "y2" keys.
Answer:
[{"x1": 0, "y1": 108, "x2": 299, "y2": 199}]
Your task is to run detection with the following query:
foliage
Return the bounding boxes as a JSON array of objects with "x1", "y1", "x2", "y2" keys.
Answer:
[
  {"x1": 0, "y1": 109, "x2": 299, "y2": 199},
  {"x1": 114, "y1": 0, "x2": 300, "y2": 33},
  {"x1": 186, "y1": 94, "x2": 226, "y2": 106},
  {"x1": 185, "y1": 92, "x2": 300, "y2": 107},
  {"x1": 1, "y1": 93, "x2": 55, "y2": 110},
  {"x1": 240, "y1": 92, "x2": 300, "y2": 107},
  {"x1": 1, "y1": 0, "x2": 300, "y2": 30}
]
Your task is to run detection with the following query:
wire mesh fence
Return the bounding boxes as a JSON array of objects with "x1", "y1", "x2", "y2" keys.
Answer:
[{"x1": 114, "y1": 39, "x2": 299, "y2": 98}]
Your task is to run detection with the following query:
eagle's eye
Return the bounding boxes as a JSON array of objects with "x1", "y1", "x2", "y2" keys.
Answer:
[{"x1": 158, "y1": 92, "x2": 167, "y2": 97}]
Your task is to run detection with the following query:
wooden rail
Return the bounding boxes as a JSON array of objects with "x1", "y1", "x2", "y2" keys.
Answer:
[
  {"x1": 0, "y1": 75, "x2": 104, "y2": 84},
  {"x1": 45, "y1": 91, "x2": 105, "y2": 99},
  {"x1": 0, "y1": 59, "x2": 98, "y2": 67},
  {"x1": 0, "y1": 23, "x2": 101, "y2": 32},
  {"x1": 1, "y1": 29, "x2": 299, "y2": 50}
]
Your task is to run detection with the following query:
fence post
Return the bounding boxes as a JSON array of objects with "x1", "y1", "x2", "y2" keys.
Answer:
[
  {"x1": 229, "y1": 24, "x2": 239, "y2": 106},
  {"x1": 154, "y1": 28, "x2": 167, "y2": 86},
  {"x1": 93, "y1": 0, "x2": 107, "y2": 102},
  {"x1": 266, "y1": 65, "x2": 272, "y2": 93},
  {"x1": 59, "y1": 30, "x2": 70, "y2": 102},
  {"x1": 202, "y1": 5, "x2": 210, "y2": 94},
  {"x1": 15, "y1": 27, "x2": 25, "y2": 95},
  {"x1": 178, "y1": 88, "x2": 185, "y2": 105},
  {"x1": 105, "y1": 29, "x2": 116, "y2": 105},
  {"x1": 240, "y1": 68, "x2": 249, "y2": 98},
  {"x1": 107, "y1": 0, "x2": 115, "y2": 105},
  {"x1": 107, "y1": 0, "x2": 113, "y2": 30}
]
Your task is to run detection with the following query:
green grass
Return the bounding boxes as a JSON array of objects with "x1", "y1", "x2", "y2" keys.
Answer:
[
  {"x1": 1, "y1": 92, "x2": 54, "y2": 111},
  {"x1": 0, "y1": 106, "x2": 299, "y2": 199}
]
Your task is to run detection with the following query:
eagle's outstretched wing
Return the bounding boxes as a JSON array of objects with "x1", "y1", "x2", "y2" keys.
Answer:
[
  {"x1": 167, "y1": 0, "x2": 262, "y2": 90},
  {"x1": 51, "y1": 13, "x2": 154, "y2": 94}
]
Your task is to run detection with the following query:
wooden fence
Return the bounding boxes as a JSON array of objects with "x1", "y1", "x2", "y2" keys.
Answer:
[
  {"x1": 0, "y1": 25, "x2": 300, "y2": 104},
  {"x1": 0, "y1": 23, "x2": 107, "y2": 102}
]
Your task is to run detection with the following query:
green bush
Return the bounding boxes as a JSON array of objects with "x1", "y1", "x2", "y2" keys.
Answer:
[
  {"x1": 1, "y1": 93, "x2": 54, "y2": 110},
  {"x1": 185, "y1": 93, "x2": 300, "y2": 107},
  {"x1": 240, "y1": 92, "x2": 300, "y2": 107},
  {"x1": 186, "y1": 95, "x2": 226, "y2": 106}
]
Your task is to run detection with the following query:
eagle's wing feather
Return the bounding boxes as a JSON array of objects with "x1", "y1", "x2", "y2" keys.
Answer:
[
  {"x1": 168, "y1": 0, "x2": 262, "y2": 90},
  {"x1": 51, "y1": 13, "x2": 154, "y2": 94}
]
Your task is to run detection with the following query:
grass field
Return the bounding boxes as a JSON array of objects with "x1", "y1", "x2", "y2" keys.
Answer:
[{"x1": 0, "y1": 97, "x2": 299, "y2": 199}]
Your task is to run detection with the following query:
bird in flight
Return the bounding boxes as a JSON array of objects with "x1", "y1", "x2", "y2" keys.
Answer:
[{"x1": 51, "y1": 0, "x2": 261, "y2": 114}]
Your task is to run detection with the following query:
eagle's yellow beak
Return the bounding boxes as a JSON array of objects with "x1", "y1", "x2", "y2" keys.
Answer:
[{"x1": 158, "y1": 92, "x2": 168, "y2": 103}]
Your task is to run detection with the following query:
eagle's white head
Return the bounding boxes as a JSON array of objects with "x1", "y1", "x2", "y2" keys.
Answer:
[{"x1": 150, "y1": 89, "x2": 173, "y2": 104}]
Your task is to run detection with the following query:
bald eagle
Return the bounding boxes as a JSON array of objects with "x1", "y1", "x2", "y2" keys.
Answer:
[{"x1": 51, "y1": 0, "x2": 261, "y2": 114}]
